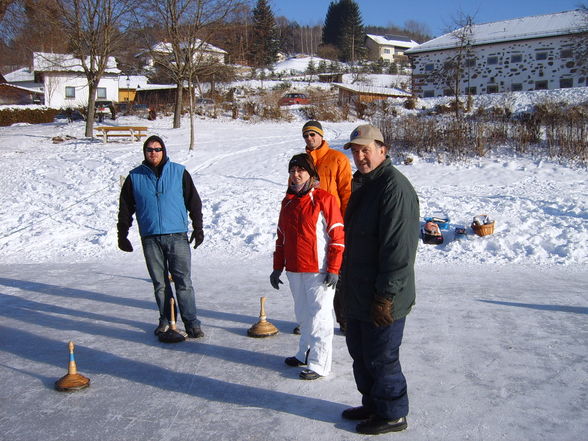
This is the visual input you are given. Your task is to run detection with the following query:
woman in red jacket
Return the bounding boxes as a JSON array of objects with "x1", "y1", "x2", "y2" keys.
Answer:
[{"x1": 270, "y1": 153, "x2": 345, "y2": 380}]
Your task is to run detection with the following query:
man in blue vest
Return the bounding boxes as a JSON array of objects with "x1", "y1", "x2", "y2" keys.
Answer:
[{"x1": 117, "y1": 135, "x2": 204, "y2": 339}]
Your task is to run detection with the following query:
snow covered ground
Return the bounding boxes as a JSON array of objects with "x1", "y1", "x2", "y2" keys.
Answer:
[{"x1": 0, "y1": 108, "x2": 586, "y2": 440}]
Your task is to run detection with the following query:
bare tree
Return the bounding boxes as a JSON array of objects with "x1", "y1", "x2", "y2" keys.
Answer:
[
  {"x1": 52, "y1": 0, "x2": 138, "y2": 137},
  {"x1": 434, "y1": 12, "x2": 475, "y2": 119},
  {"x1": 141, "y1": 0, "x2": 242, "y2": 149}
]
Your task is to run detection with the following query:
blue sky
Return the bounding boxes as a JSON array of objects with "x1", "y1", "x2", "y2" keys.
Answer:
[{"x1": 271, "y1": 0, "x2": 584, "y2": 36}]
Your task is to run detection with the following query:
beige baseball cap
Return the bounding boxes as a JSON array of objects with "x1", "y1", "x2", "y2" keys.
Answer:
[{"x1": 344, "y1": 124, "x2": 384, "y2": 149}]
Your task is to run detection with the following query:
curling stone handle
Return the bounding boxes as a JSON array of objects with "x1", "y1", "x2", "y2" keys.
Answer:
[
  {"x1": 259, "y1": 296, "x2": 267, "y2": 320},
  {"x1": 170, "y1": 297, "x2": 177, "y2": 330},
  {"x1": 68, "y1": 341, "x2": 78, "y2": 375}
]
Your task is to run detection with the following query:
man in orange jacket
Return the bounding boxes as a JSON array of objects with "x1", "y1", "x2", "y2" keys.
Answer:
[{"x1": 301, "y1": 120, "x2": 352, "y2": 332}]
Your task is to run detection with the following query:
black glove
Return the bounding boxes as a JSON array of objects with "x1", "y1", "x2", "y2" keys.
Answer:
[
  {"x1": 324, "y1": 273, "x2": 338, "y2": 288},
  {"x1": 270, "y1": 269, "x2": 283, "y2": 290},
  {"x1": 371, "y1": 296, "x2": 394, "y2": 327},
  {"x1": 189, "y1": 229, "x2": 204, "y2": 249},
  {"x1": 118, "y1": 234, "x2": 133, "y2": 252}
]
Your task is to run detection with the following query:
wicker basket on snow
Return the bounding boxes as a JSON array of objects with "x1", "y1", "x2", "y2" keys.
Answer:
[{"x1": 471, "y1": 216, "x2": 495, "y2": 237}]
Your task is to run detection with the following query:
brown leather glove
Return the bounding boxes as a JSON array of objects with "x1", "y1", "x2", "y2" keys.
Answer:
[{"x1": 371, "y1": 296, "x2": 394, "y2": 327}]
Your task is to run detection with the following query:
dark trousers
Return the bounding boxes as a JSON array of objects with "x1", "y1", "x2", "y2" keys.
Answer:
[
  {"x1": 142, "y1": 233, "x2": 200, "y2": 328},
  {"x1": 345, "y1": 317, "x2": 408, "y2": 419}
]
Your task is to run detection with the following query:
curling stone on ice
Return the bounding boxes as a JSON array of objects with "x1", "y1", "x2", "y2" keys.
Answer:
[
  {"x1": 55, "y1": 341, "x2": 90, "y2": 392},
  {"x1": 248, "y1": 296, "x2": 279, "y2": 338},
  {"x1": 159, "y1": 297, "x2": 186, "y2": 343}
]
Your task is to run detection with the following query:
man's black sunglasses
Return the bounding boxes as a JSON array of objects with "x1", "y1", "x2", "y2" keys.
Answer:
[{"x1": 145, "y1": 147, "x2": 163, "y2": 152}]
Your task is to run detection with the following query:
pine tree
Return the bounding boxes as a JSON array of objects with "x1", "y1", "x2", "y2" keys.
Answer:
[
  {"x1": 321, "y1": 0, "x2": 365, "y2": 62},
  {"x1": 338, "y1": 0, "x2": 365, "y2": 63},
  {"x1": 249, "y1": 0, "x2": 280, "y2": 67}
]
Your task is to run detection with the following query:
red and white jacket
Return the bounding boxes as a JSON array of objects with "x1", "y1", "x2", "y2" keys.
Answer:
[{"x1": 273, "y1": 187, "x2": 345, "y2": 274}]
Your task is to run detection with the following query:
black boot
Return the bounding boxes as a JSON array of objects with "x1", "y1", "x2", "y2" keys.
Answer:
[{"x1": 356, "y1": 416, "x2": 407, "y2": 434}]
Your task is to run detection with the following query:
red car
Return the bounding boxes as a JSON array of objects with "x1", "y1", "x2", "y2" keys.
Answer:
[{"x1": 278, "y1": 93, "x2": 310, "y2": 106}]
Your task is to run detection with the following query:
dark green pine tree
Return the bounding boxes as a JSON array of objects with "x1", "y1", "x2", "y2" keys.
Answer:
[
  {"x1": 249, "y1": 0, "x2": 280, "y2": 67},
  {"x1": 321, "y1": 0, "x2": 365, "y2": 62},
  {"x1": 338, "y1": 0, "x2": 365, "y2": 63},
  {"x1": 322, "y1": 1, "x2": 343, "y2": 49}
]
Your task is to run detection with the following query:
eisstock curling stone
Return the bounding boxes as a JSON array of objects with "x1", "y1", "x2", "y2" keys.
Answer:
[
  {"x1": 247, "y1": 296, "x2": 279, "y2": 338},
  {"x1": 55, "y1": 341, "x2": 90, "y2": 392},
  {"x1": 158, "y1": 297, "x2": 186, "y2": 343}
]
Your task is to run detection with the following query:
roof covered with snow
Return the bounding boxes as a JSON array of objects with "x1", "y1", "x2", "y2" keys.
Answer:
[
  {"x1": 117, "y1": 75, "x2": 150, "y2": 89},
  {"x1": 334, "y1": 82, "x2": 411, "y2": 97},
  {"x1": 366, "y1": 34, "x2": 419, "y2": 49},
  {"x1": 32, "y1": 52, "x2": 120, "y2": 74},
  {"x1": 144, "y1": 40, "x2": 227, "y2": 55},
  {"x1": 406, "y1": 9, "x2": 588, "y2": 54},
  {"x1": 4, "y1": 67, "x2": 35, "y2": 82}
]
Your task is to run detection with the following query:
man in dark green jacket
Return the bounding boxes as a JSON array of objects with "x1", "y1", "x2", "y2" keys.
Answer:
[{"x1": 339, "y1": 124, "x2": 420, "y2": 435}]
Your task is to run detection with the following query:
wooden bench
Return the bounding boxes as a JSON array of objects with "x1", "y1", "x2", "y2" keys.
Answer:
[{"x1": 95, "y1": 126, "x2": 148, "y2": 143}]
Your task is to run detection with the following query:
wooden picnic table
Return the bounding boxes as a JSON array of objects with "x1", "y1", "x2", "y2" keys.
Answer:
[{"x1": 95, "y1": 126, "x2": 148, "y2": 143}]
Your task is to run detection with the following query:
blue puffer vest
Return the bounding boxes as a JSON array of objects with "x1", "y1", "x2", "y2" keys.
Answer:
[{"x1": 130, "y1": 160, "x2": 188, "y2": 237}]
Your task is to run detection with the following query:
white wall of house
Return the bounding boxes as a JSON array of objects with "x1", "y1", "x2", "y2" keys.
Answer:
[
  {"x1": 411, "y1": 35, "x2": 583, "y2": 97},
  {"x1": 43, "y1": 72, "x2": 119, "y2": 108}
]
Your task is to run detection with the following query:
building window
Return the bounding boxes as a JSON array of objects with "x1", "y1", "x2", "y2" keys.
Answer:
[
  {"x1": 535, "y1": 52, "x2": 548, "y2": 61},
  {"x1": 487, "y1": 56, "x2": 498, "y2": 65},
  {"x1": 423, "y1": 90, "x2": 435, "y2": 98},
  {"x1": 443, "y1": 89, "x2": 453, "y2": 97},
  {"x1": 535, "y1": 80, "x2": 548, "y2": 90},
  {"x1": 466, "y1": 58, "x2": 476, "y2": 67},
  {"x1": 466, "y1": 87, "x2": 477, "y2": 95},
  {"x1": 511, "y1": 54, "x2": 522, "y2": 63},
  {"x1": 511, "y1": 83, "x2": 523, "y2": 92},
  {"x1": 559, "y1": 78, "x2": 573, "y2": 88},
  {"x1": 487, "y1": 85, "x2": 498, "y2": 94},
  {"x1": 560, "y1": 49, "x2": 573, "y2": 59},
  {"x1": 65, "y1": 86, "x2": 75, "y2": 99},
  {"x1": 383, "y1": 49, "x2": 390, "y2": 54},
  {"x1": 97, "y1": 87, "x2": 107, "y2": 99},
  {"x1": 424, "y1": 63, "x2": 434, "y2": 72}
]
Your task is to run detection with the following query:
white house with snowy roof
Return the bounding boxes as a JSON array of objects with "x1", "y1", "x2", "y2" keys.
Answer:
[
  {"x1": 136, "y1": 40, "x2": 228, "y2": 70},
  {"x1": 365, "y1": 34, "x2": 419, "y2": 63},
  {"x1": 31, "y1": 52, "x2": 120, "y2": 108},
  {"x1": 405, "y1": 10, "x2": 588, "y2": 97}
]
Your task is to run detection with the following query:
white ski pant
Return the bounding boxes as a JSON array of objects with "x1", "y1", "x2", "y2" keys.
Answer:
[{"x1": 286, "y1": 272, "x2": 335, "y2": 377}]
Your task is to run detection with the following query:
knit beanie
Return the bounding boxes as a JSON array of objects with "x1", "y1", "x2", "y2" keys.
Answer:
[
  {"x1": 288, "y1": 153, "x2": 319, "y2": 179},
  {"x1": 302, "y1": 120, "x2": 324, "y2": 137}
]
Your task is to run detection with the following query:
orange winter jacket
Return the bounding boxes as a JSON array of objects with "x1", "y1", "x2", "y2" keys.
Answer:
[
  {"x1": 273, "y1": 187, "x2": 345, "y2": 274},
  {"x1": 306, "y1": 141, "x2": 352, "y2": 215}
]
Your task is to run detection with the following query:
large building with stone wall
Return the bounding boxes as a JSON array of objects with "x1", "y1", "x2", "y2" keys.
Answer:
[{"x1": 406, "y1": 10, "x2": 588, "y2": 98}]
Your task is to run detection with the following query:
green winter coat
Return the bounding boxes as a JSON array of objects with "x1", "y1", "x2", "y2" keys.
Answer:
[{"x1": 341, "y1": 157, "x2": 420, "y2": 322}]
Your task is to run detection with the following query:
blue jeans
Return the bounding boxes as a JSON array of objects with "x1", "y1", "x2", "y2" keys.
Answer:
[
  {"x1": 345, "y1": 317, "x2": 408, "y2": 419},
  {"x1": 141, "y1": 233, "x2": 200, "y2": 328}
]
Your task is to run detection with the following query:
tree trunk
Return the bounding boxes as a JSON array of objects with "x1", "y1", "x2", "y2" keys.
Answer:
[
  {"x1": 188, "y1": 80, "x2": 195, "y2": 150},
  {"x1": 85, "y1": 83, "x2": 98, "y2": 138},
  {"x1": 173, "y1": 83, "x2": 183, "y2": 128}
]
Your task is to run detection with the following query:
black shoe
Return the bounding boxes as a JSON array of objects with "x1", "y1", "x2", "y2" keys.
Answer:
[
  {"x1": 284, "y1": 356, "x2": 306, "y2": 367},
  {"x1": 154, "y1": 324, "x2": 169, "y2": 335},
  {"x1": 186, "y1": 326, "x2": 204, "y2": 339},
  {"x1": 356, "y1": 416, "x2": 407, "y2": 434},
  {"x1": 293, "y1": 325, "x2": 301, "y2": 335},
  {"x1": 299, "y1": 369, "x2": 322, "y2": 380},
  {"x1": 342, "y1": 406, "x2": 374, "y2": 420}
]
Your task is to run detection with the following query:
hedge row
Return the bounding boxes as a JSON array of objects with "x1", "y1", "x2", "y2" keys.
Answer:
[{"x1": 0, "y1": 108, "x2": 60, "y2": 126}]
